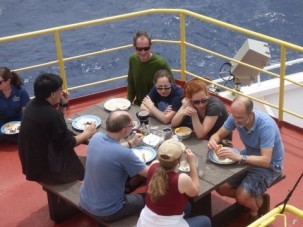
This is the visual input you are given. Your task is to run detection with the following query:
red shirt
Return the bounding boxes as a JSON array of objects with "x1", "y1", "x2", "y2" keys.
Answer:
[{"x1": 146, "y1": 163, "x2": 188, "y2": 215}]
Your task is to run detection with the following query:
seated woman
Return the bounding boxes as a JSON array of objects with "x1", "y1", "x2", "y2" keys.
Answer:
[
  {"x1": 0, "y1": 67, "x2": 30, "y2": 143},
  {"x1": 137, "y1": 140, "x2": 211, "y2": 227},
  {"x1": 171, "y1": 78, "x2": 232, "y2": 142},
  {"x1": 140, "y1": 70, "x2": 183, "y2": 124}
]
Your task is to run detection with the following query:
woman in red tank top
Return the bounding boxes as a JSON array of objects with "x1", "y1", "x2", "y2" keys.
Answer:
[{"x1": 137, "y1": 140, "x2": 211, "y2": 227}]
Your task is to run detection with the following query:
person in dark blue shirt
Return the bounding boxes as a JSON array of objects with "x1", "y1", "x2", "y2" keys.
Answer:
[
  {"x1": 140, "y1": 70, "x2": 183, "y2": 124},
  {"x1": 0, "y1": 67, "x2": 30, "y2": 143}
]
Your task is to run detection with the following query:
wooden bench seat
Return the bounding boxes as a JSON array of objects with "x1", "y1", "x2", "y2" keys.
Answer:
[{"x1": 41, "y1": 181, "x2": 138, "y2": 227}]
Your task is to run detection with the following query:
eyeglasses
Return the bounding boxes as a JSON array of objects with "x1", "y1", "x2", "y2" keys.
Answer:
[
  {"x1": 156, "y1": 86, "x2": 171, "y2": 91},
  {"x1": 191, "y1": 98, "x2": 209, "y2": 105},
  {"x1": 0, "y1": 80, "x2": 7, "y2": 85},
  {"x1": 135, "y1": 46, "x2": 151, "y2": 52}
]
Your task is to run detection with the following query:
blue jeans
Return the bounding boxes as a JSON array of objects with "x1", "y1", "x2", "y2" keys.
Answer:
[
  {"x1": 184, "y1": 202, "x2": 212, "y2": 227},
  {"x1": 92, "y1": 193, "x2": 145, "y2": 222}
]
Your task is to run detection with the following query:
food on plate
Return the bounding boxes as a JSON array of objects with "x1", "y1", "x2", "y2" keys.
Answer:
[
  {"x1": 175, "y1": 127, "x2": 191, "y2": 135},
  {"x1": 3, "y1": 122, "x2": 21, "y2": 134},
  {"x1": 214, "y1": 144, "x2": 223, "y2": 155}
]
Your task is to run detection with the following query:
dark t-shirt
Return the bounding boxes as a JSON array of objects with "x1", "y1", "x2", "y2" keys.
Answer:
[
  {"x1": 148, "y1": 84, "x2": 183, "y2": 112},
  {"x1": 183, "y1": 96, "x2": 231, "y2": 140}
]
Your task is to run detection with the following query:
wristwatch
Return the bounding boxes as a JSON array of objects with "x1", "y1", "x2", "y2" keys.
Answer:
[
  {"x1": 240, "y1": 154, "x2": 247, "y2": 164},
  {"x1": 59, "y1": 103, "x2": 69, "y2": 108}
]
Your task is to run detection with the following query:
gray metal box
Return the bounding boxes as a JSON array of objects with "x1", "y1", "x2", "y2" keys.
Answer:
[{"x1": 231, "y1": 39, "x2": 271, "y2": 84}]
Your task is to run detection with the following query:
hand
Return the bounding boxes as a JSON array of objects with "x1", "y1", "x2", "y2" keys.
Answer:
[
  {"x1": 84, "y1": 123, "x2": 97, "y2": 137},
  {"x1": 164, "y1": 105, "x2": 173, "y2": 114},
  {"x1": 184, "y1": 148, "x2": 196, "y2": 166},
  {"x1": 208, "y1": 138, "x2": 218, "y2": 151},
  {"x1": 130, "y1": 132, "x2": 143, "y2": 146},
  {"x1": 182, "y1": 106, "x2": 197, "y2": 117},
  {"x1": 60, "y1": 89, "x2": 70, "y2": 104},
  {"x1": 216, "y1": 147, "x2": 239, "y2": 161},
  {"x1": 142, "y1": 96, "x2": 154, "y2": 110}
]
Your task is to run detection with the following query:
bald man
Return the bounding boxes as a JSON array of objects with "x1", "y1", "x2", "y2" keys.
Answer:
[
  {"x1": 208, "y1": 96, "x2": 284, "y2": 222},
  {"x1": 80, "y1": 111, "x2": 148, "y2": 223}
]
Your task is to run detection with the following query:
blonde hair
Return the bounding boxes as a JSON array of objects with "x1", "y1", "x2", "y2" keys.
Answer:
[{"x1": 148, "y1": 158, "x2": 180, "y2": 202}]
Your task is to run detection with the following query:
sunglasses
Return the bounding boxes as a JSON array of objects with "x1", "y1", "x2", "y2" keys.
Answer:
[
  {"x1": 135, "y1": 46, "x2": 151, "y2": 52},
  {"x1": 191, "y1": 98, "x2": 209, "y2": 105},
  {"x1": 0, "y1": 80, "x2": 7, "y2": 85},
  {"x1": 156, "y1": 86, "x2": 171, "y2": 91}
]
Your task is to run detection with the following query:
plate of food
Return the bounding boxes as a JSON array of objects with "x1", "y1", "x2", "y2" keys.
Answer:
[
  {"x1": 131, "y1": 146, "x2": 157, "y2": 163},
  {"x1": 178, "y1": 160, "x2": 190, "y2": 173},
  {"x1": 1, "y1": 121, "x2": 21, "y2": 135},
  {"x1": 72, "y1": 115, "x2": 101, "y2": 131},
  {"x1": 174, "y1": 127, "x2": 192, "y2": 140},
  {"x1": 208, "y1": 145, "x2": 240, "y2": 165},
  {"x1": 104, "y1": 98, "x2": 131, "y2": 112}
]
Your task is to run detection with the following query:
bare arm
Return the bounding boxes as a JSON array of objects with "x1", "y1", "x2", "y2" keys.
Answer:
[
  {"x1": 74, "y1": 124, "x2": 97, "y2": 145},
  {"x1": 192, "y1": 114, "x2": 219, "y2": 139},
  {"x1": 208, "y1": 126, "x2": 231, "y2": 150},
  {"x1": 178, "y1": 149, "x2": 200, "y2": 197},
  {"x1": 141, "y1": 96, "x2": 176, "y2": 124}
]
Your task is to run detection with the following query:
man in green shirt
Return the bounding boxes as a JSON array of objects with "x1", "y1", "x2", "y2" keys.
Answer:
[{"x1": 127, "y1": 31, "x2": 173, "y2": 106}]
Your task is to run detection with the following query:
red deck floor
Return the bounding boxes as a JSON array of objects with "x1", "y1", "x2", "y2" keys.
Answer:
[{"x1": 1, "y1": 91, "x2": 302, "y2": 227}]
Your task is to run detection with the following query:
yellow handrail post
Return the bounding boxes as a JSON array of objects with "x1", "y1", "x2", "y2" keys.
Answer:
[
  {"x1": 54, "y1": 31, "x2": 68, "y2": 89},
  {"x1": 179, "y1": 12, "x2": 186, "y2": 82},
  {"x1": 278, "y1": 45, "x2": 287, "y2": 127}
]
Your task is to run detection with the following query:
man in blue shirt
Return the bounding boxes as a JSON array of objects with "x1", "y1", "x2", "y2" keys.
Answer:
[
  {"x1": 80, "y1": 110, "x2": 148, "y2": 223},
  {"x1": 208, "y1": 96, "x2": 284, "y2": 222}
]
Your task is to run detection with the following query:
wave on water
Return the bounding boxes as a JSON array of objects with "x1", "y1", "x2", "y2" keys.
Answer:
[{"x1": 1, "y1": 0, "x2": 303, "y2": 98}]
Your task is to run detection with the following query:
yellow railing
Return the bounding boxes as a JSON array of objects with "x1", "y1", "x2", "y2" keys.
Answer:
[
  {"x1": 248, "y1": 204, "x2": 303, "y2": 227},
  {"x1": 1, "y1": 8, "x2": 303, "y2": 125}
]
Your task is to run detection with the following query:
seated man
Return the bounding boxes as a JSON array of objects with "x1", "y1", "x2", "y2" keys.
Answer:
[
  {"x1": 208, "y1": 96, "x2": 284, "y2": 223},
  {"x1": 18, "y1": 73, "x2": 96, "y2": 184},
  {"x1": 127, "y1": 30, "x2": 173, "y2": 106},
  {"x1": 80, "y1": 110, "x2": 148, "y2": 223}
]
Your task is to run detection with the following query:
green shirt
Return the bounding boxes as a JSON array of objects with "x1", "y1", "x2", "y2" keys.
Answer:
[{"x1": 127, "y1": 53, "x2": 173, "y2": 106}]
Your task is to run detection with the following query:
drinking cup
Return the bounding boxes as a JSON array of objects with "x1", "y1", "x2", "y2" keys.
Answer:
[
  {"x1": 162, "y1": 127, "x2": 172, "y2": 140},
  {"x1": 136, "y1": 110, "x2": 149, "y2": 125},
  {"x1": 196, "y1": 155, "x2": 206, "y2": 179}
]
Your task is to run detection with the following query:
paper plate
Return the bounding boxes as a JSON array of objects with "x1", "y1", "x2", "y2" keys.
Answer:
[
  {"x1": 178, "y1": 160, "x2": 190, "y2": 173},
  {"x1": 208, "y1": 148, "x2": 240, "y2": 165},
  {"x1": 1, "y1": 121, "x2": 21, "y2": 135},
  {"x1": 131, "y1": 146, "x2": 157, "y2": 163},
  {"x1": 104, "y1": 98, "x2": 131, "y2": 111},
  {"x1": 72, "y1": 115, "x2": 101, "y2": 131}
]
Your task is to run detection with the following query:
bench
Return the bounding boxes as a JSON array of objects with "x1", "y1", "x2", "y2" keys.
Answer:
[
  {"x1": 211, "y1": 174, "x2": 286, "y2": 227},
  {"x1": 41, "y1": 181, "x2": 138, "y2": 227}
]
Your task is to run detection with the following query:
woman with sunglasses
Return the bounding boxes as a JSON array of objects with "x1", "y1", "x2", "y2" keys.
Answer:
[
  {"x1": 0, "y1": 66, "x2": 30, "y2": 143},
  {"x1": 140, "y1": 70, "x2": 183, "y2": 124},
  {"x1": 171, "y1": 78, "x2": 232, "y2": 142}
]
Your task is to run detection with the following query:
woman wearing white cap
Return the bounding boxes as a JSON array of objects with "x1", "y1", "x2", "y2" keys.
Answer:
[{"x1": 137, "y1": 140, "x2": 211, "y2": 227}]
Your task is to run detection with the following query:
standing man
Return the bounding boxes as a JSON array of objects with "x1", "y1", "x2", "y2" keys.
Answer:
[
  {"x1": 208, "y1": 96, "x2": 284, "y2": 222},
  {"x1": 127, "y1": 31, "x2": 173, "y2": 106},
  {"x1": 19, "y1": 73, "x2": 96, "y2": 184},
  {"x1": 80, "y1": 110, "x2": 148, "y2": 223}
]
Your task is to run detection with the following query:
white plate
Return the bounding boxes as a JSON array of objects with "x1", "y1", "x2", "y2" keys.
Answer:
[
  {"x1": 1, "y1": 121, "x2": 21, "y2": 135},
  {"x1": 131, "y1": 146, "x2": 157, "y2": 163},
  {"x1": 178, "y1": 160, "x2": 190, "y2": 172},
  {"x1": 104, "y1": 98, "x2": 131, "y2": 111},
  {"x1": 72, "y1": 115, "x2": 101, "y2": 131},
  {"x1": 208, "y1": 148, "x2": 240, "y2": 165}
]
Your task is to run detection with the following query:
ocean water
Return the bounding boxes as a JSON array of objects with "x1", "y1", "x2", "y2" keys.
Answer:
[{"x1": 1, "y1": 0, "x2": 303, "y2": 97}]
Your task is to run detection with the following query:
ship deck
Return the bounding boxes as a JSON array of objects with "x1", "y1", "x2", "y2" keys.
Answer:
[{"x1": 1, "y1": 89, "x2": 303, "y2": 227}]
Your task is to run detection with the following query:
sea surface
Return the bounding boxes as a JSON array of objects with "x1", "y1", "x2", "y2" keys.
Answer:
[{"x1": 1, "y1": 0, "x2": 303, "y2": 97}]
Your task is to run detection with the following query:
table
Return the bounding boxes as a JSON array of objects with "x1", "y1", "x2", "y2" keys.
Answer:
[{"x1": 66, "y1": 99, "x2": 248, "y2": 220}]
